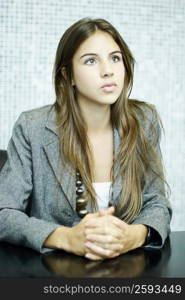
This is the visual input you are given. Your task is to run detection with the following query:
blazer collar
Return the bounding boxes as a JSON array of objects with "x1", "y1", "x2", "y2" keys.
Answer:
[
  {"x1": 43, "y1": 105, "x2": 122, "y2": 212},
  {"x1": 45, "y1": 105, "x2": 59, "y2": 137}
]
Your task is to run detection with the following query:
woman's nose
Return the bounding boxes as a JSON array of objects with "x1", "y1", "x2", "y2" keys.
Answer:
[{"x1": 100, "y1": 62, "x2": 114, "y2": 77}]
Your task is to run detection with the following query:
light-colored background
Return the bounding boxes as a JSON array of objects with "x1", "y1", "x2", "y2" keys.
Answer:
[{"x1": 1, "y1": 0, "x2": 184, "y2": 231}]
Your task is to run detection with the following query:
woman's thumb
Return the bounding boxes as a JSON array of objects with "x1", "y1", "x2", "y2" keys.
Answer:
[{"x1": 98, "y1": 206, "x2": 115, "y2": 216}]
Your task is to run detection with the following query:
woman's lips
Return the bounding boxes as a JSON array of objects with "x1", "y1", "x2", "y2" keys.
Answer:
[
  {"x1": 101, "y1": 83, "x2": 117, "y2": 93},
  {"x1": 101, "y1": 83, "x2": 117, "y2": 88}
]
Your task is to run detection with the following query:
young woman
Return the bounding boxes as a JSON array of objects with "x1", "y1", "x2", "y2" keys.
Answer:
[{"x1": 0, "y1": 18, "x2": 172, "y2": 260}]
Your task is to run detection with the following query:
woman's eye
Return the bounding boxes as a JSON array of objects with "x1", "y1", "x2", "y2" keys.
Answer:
[
  {"x1": 112, "y1": 55, "x2": 121, "y2": 62},
  {"x1": 84, "y1": 58, "x2": 96, "y2": 65}
]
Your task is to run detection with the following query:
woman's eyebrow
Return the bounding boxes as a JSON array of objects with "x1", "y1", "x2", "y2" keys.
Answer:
[{"x1": 80, "y1": 50, "x2": 122, "y2": 59}]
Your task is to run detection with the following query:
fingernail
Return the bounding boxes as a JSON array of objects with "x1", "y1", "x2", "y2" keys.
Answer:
[{"x1": 85, "y1": 253, "x2": 91, "y2": 259}]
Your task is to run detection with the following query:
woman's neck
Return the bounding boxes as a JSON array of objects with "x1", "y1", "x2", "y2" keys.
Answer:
[{"x1": 78, "y1": 98, "x2": 112, "y2": 136}]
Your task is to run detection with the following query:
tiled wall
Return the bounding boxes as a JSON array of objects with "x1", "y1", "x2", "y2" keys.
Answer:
[{"x1": 1, "y1": 0, "x2": 185, "y2": 230}]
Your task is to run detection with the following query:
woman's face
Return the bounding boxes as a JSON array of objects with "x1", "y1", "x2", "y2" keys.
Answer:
[{"x1": 72, "y1": 30, "x2": 125, "y2": 107}]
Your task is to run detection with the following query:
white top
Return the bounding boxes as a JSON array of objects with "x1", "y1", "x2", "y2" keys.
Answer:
[{"x1": 92, "y1": 181, "x2": 112, "y2": 210}]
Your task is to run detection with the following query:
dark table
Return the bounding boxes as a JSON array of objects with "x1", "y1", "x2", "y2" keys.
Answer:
[{"x1": 0, "y1": 231, "x2": 184, "y2": 278}]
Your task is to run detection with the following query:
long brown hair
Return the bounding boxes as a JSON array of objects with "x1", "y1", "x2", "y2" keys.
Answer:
[{"x1": 52, "y1": 17, "x2": 169, "y2": 222}]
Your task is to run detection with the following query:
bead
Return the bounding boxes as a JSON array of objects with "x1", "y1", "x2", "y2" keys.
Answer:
[
  {"x1": 78, "y1": 209, "x2": 88, "y2": 217},
  {"x1": 76, "y1": 186, "x2": 84, "y2": 195},
  {"x1": 76, "y1": 197, "x2": 87, "y2": 204},
  {"x1": 76, "y1": 197, "x2": 87, "y2": 210},
  {"x1": 76, "y1": 179, "x2": 82, "y2": 187}
]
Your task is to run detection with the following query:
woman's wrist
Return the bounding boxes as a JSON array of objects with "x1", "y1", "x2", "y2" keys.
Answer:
[
  {"x1": 138, "y1": 224, "x2": 148, "y2": 246},
  {"x1": 131, "y1": 224, "x2": 148, "y2": 248},
  {"x1": 43, "y1": 226, "x2": 72, "y2": 251}
]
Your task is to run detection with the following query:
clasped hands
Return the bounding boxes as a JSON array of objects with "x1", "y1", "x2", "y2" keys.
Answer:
[{"x1": 73, "y1": 206, "x2": 147, "y2": 261}]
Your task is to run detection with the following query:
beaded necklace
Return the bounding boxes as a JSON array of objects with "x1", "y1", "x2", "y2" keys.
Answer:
[
  {"x1": 76, "y1": 170, "x2": 88, "y2": 217},
  {"x1": 76, "y1": 169, "x2": 113, "y2": 217}
]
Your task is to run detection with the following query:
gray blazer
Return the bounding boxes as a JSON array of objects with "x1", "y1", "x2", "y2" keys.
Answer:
[{"x1": 0, "y1": 104, "x2": 172, "y2": 253}]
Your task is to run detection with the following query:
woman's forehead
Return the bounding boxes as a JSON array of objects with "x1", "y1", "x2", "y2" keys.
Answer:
[{"x1": 74, "y1": 30, "x2": 120, "y2": 58}]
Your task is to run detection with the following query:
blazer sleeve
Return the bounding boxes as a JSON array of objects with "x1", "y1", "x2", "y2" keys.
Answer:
[
  {"x1": 132, "y1": 106, "x2": 172, "y2": 249},
  {"x1": 0, "y1": 113, "x2": 61, "y2": 253}
]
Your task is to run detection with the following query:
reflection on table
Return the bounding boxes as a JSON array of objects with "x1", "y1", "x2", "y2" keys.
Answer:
[
  {"x1": 42, "y1": 248, "x2": 162, "y2": 278},
  {"x1": 0, "y1": 232, "x2": 185, "y2": 278}
]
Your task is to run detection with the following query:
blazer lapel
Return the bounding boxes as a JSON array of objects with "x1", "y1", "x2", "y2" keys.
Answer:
[{"x1": 43, "y1": 106, "x2": 76, "y2": 211}]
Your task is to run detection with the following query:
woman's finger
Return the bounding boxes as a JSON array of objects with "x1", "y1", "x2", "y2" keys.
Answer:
[
  {"x1": 85, "y1": 233, "x2": 122, "y2": 247},
  {"x1": 112, "y1": 218, "x2": 127, "y2": 231},
  {"x1": 85, "y1": 241, "x2": 121, "y2": 258},
  {"x1": 98, "y1": 206, "x2": 115, "y2": 216},
  {"x1": 85, "y1": 252, "x2": 104, "y2": 261},
  {"x1": 85, "y1": 226, "x2": 123, "y2": 239},
  {"x1": 85, "y1": 215, "x2": 126, "y2": 230}
]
